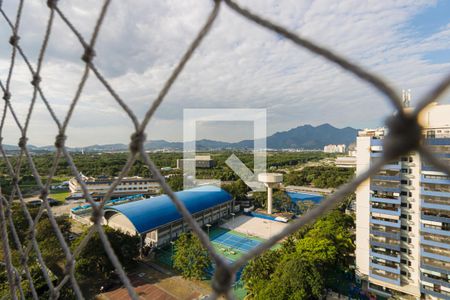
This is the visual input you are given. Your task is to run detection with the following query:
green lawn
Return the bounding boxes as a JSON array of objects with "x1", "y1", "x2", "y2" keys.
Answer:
[{"x1": 49, "y1": 190, "x2": 70, "y2": 202}]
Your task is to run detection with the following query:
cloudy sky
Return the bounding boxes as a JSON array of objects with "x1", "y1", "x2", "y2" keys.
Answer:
[{"x1": 0, "y1": 0, "x2": 449, "y2": 146}]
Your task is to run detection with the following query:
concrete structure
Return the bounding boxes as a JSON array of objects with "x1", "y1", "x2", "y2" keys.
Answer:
[
  {"x1": 335, "y1": 156, "x2": 357, "y2": 168},
  {"x1": 324, "y1": 144, "x2": 346, "y2": 153},
  {"x1": 69, "y1": 175, "x2": 160, "y2": 200},
  {"x1": 176, "y1": 155, "x2": 216, "y2": 169},
  {"x1": 104, "y1": 186, "x2": 234, "y2": 249},
  {"x1": 258, "y1": 173, "x2": 283, "y2": 214},
  {"x1": 355, "y1": 103, "x2": 450, "y2": 299}
]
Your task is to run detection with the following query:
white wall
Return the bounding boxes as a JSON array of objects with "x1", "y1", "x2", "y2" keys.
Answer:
[{"x1": 355, "y1": 136, "x2": 371, "y2": 278}]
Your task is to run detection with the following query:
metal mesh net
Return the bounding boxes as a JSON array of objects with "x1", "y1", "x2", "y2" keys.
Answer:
[{"x1": 1, "y1": 0, "x2": 449, "y2": 299}]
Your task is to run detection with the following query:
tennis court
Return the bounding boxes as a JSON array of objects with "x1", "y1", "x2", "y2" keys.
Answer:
[{"x1": 210, "y1": 227, "x2": 263, "y2": 253}]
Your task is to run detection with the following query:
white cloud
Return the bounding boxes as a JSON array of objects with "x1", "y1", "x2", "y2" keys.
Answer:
[{"x1": 0, "y1": 0, "x2": 449, "y2": 146}]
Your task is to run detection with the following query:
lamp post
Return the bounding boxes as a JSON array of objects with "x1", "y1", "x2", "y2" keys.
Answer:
[
  {"x1": 206, "y1": 223, "x2": 212, "y2": 238},
  {"x1": 170, "y1": 240, "x2": 175, "y2": 255},
  {"x1": 169, "y1": 241, "x2": 175, "y2": 266},
  {"x1": 230, "y1": 212, "x2": 235, "y2": 229}
]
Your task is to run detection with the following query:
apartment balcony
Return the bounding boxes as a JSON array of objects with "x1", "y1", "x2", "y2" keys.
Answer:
[
  {"x1": 370, "y1": 217, "x2": 401, "y2": 228},
  {"x1": 370, "y1": 228, "x2": 400, "y2": 240},
  {"x1": 436, "y1": 152, "x2": 450, "y2": 157},
  {"x1": 421, "y1": 212, "x2": 450, "y2": 224},
  {"x1": 371, "y1": 185, "x2": 401, "y2": 193},
  {"x1": 420, "y1": 223, "x2": 450, "y2": 237},
  {"x1": 380, "y1": 164, "x2": 401, "y2": 171},
  {"x1": 420, "y1": 235, "x2": 450, "y2": 250},
  {"x1": 372, "y1": 175, "x2": 401, "y2": 181},
  {"x1": 421, "y1": 175, "x2": 450, "y2": 185},
  {"x1": 401, "y1": 174, "x2": 415, "y2": 181},
  {"x1": 370, "y1": 152, "x2": 383, "y2": 158},
  {"x1": 371, "y1": 207, "x2": 401, "y2": 217},
  {"x1": 370, "y1": 261, "x2": 400, "y2": 274},
  {"x1": 420, "y1": 273, "x2": 450, "y2": 289},
  {"x1": 370, "y1": 196, "x2": 400, "y2": 205},
  {"x1": 369, "y1": 270, "x2": 401, "y2": 286},
  {"x1": 371, "y1": 139, "x2": 383, "y2": 146},
  {"x1": 370, "y1": 250, "x2": 401, "y2": 263},
  {"x1": 420, "y1": 286, "x2": 450, "y2": 299},
  {"x1": 400, "y1": 219, "x2": 415, "y2": 228},
  {"x1": 424, "y1": 137, "x2": 450, "y2": 146},
  {"x1": 367, "y1": 283, "x2": 392, "y2": 298},
  {"x1": 420, "y1": 188, "x2": 450, "y2": 198},
  {"x1": 421, "y1": 262, "x2": 450, "y2": 276},
  {"x1": 402, "y1": 162, "x2": 416, "y2": 168},
  {"x1": 421, "y1": 167, "x2": 448, "y2": 177},
  {"x1": 421, "y1": 248, "x2": 450, "y2": 263},
  {"x1": 421, "y1": 199, "x2": 450, "y2": 211},
  {"x1": 370, "y1": 239, "x2": 401, "y2": 251},
  {"x1": 400, "y1": 239, "x2": 415, "y2": 250}
]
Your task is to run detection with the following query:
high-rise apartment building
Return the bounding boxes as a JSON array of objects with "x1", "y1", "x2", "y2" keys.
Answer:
[
  {"x1": 324, "y1": 144, "x2": 347, "y2": 153},
  {"x1": 355, "y1": 103, "x2": 450, "y2": 299}
]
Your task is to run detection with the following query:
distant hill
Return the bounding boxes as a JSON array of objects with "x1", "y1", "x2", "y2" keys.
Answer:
[
  {"x1": 2, "y1": 123, "x2": 358, "y2": 152},
  {"x1": 266, "y1": 123, "x2": 358, "y2": 149}
]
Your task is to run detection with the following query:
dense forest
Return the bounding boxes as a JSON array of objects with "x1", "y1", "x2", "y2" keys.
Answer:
[
  {"x1": 0, "y1": 205, "x2": 139, "y2": 298},
  {"x1": 0, "y1": 151, "x2": 330, "y2": 179},
  {"x1": 284, "y1": 166, "x2": 355, "y2": 188},
  {"x1": 242, "y1": 209, "x2": 355, "y2": 299},
  {"x1": 0, "y1": 151, "x2": 331, "y2": 196}
]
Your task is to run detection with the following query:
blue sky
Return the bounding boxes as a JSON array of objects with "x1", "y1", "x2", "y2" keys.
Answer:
[
  {"x1": 409, "y1": 0, "x2": 450, "y2": 64},
  {"x1": 409, "y1": 0, "x2": 450, "y2": 37},
  {"x1": 0, "y1": 0, "x2": 449, "y2": 146}
]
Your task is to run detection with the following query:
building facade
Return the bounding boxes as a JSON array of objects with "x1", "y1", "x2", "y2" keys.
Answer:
[
  {"x1": 176, "y1": 155, "x2": 217, "y2": 169},
  {"x1": 355, "y1": 103, "x2": 450, "y2": 299},
  {"x1": 69, "y1": 175, "x2": 161, "y2": 200},
  {"x1": 104, "y1": 186, "x2": 234, "y2": 248},
  {"x1": 324, "y1": 144, "x2": 347, "y2": 153},
  {"x1": 335, "y1": 156, "x2": 357, "y2": 168}
]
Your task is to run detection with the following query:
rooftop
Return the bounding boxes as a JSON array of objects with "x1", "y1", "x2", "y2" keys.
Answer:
[{"x1": 104, "y1": 185, "x2": 232, "y2": 234}]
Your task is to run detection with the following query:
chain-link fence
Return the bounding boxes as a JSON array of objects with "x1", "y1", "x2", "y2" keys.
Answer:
[{"x1": 1, "y1": 0, "x2": 450, "y2": 299}]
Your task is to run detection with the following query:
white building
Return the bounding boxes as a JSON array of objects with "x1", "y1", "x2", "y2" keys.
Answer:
[
  {"x1": 324, "y1": 144, "x2": 347, "y2": 153},
  {"x1": 176, "y1": 154, "x2": 216, "y2": 169},
  {"x1": 335, "y1": 156, "x2": 357, "y2": 168},
  {"x1": 69, "y1": 174, "x2": 160, "y2": 200},
  {"x1": 355, "y1": 103, "x2": 450, "y2": 299}
]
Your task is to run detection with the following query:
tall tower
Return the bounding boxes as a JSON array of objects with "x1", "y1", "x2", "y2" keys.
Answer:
[
  {"x1": 258, "y1": 173, "x2": 283, "y2": 214},
  {"x1": 402, "y1": 89, "x2": 411, "y2": 108},
  {"x1": 355, "y1": 103, "x2": 450, "y2": 299}
]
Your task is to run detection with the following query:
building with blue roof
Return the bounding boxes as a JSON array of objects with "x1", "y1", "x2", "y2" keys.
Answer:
[{"x1": 104, "y1": 185, "x2": 233, "y2": 248}]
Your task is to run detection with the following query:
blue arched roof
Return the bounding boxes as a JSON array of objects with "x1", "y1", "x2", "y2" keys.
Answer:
[{"x1": 105, "y1": 185, "x2": 232, "y2": 234}]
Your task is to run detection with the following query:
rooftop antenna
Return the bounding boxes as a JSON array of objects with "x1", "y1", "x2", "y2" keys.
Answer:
[{"x1": 402, "y1": 89, "x2": 411, "y2": 108}]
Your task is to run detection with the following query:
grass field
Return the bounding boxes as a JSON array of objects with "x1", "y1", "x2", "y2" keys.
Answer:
[{"x1": 49, "y1": 189, "x2": 70, "y2": 202}]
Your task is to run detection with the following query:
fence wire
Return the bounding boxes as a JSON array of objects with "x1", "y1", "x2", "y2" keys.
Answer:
[{"x1": 0, "y1": 0, "x2": 449, "y2": 299}]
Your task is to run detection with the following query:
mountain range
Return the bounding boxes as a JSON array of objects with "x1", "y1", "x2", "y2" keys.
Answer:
[{"x1": 3, "y1": 123, "x2": 358, "y2": 152}]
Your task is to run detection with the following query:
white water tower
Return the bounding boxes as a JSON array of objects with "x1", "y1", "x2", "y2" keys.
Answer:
[{"x1": 258, "y1": 173, "x2": 283, "y2": 215}]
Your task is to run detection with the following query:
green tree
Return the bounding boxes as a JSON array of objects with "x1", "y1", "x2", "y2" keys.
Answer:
[
  {"x1": 272, "y1": 191, "x2": 292, "y2": 213},
  {"x1": 72, "y1": 226, "x2": 139, "y2": 292},
  {"x1": 296, "y1": 200, "x2": 315, "y2": 215},
  {"x1": 242, "y1": 249, "x2": 281, "y2": 298},
  {"x1": 35, "y1": 215, "x2": 71, "y2": 276},
  {"x1": 167, "y1": 175, "x2": 184, "y2": 192},
  {"x1": 251, "y1": 191, "x2": 267, "y2": 209},
  {"x1": 259, "y1": 253, "x2": 324, "y2": 300},
  {"x1": 222, "y1": 179, "x2": 248, "y2": 201},
  {"x1": 242, "y1": 209, "x2": 355, "y2": 299},
  {"x1": 173, "y1": 232, "x2": 211, "y2": 280}
]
